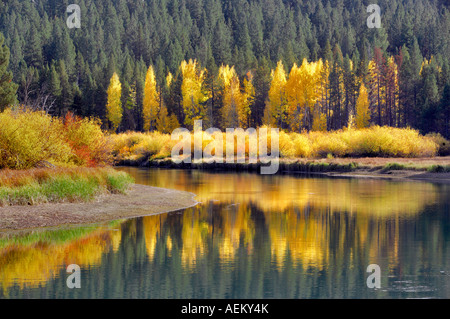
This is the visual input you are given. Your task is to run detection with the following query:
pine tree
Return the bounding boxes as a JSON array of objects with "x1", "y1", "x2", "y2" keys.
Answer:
[{"x1": 0, "y1": 32, "x2": 18, "y2": 111}]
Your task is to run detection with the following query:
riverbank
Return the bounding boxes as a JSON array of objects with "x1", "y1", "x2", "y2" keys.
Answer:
[
  {"x1": 0, "y1": 184, "x2": 198, "y2": 231},
  {"x1": 119, "y1": 156, "x2": 450, "y2": 183},
  {"x1": 0, "y1": 167, "x2": 133, "y2": 206}
]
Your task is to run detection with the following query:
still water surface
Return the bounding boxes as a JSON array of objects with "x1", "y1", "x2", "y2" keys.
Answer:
[{"x1": 0, "y1": 168, "x2": 449, "y2": 298}]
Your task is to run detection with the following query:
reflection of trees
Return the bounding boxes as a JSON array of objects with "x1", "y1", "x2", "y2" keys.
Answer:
[
  {"x1": 1, "y1": 169, "x2": 448, "y2": 299},
  {"x1": 0, "y1": 226, "x2": 121, "y2": 294},
  {"x1": 119, "y1": 167, "x2": 439, "y2": 216}
]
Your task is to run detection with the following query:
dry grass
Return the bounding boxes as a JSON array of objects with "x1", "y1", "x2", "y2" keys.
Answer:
[{"x1": 0, "y1": 167, "x2": 134, "y2": 206}]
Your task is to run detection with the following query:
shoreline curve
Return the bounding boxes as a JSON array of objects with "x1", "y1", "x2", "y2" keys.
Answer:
[{"x1": 0, "y1": 184, "x2": 198, "y2": 232}]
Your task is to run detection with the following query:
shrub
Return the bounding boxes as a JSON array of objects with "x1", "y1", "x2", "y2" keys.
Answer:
[
  {"x1": 426, "y1": 133, "x2": 450, "y2": 156},
  {"x1": 0, "y1": 109, "x2": 111, "y2": 169},
  {"x1": 63, "y1": 112, "x2": 112, "y2": 167},
  {"x1": 0, "y1": 109, "x2": 72, "y2": 169},
  {"x1": 110, "y1": 126, "x2": 440, "y2": 163}
]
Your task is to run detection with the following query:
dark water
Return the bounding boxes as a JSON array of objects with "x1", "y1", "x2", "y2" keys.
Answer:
[{"x1": 0, "y1": 168, "x2": 449, "y2": 299}]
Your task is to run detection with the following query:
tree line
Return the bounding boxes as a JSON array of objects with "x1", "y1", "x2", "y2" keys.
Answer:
[{"x1": 0, "y1": 0, "x2": 448, "y2": 136}]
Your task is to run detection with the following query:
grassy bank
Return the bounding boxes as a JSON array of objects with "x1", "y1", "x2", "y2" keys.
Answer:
[{"x1": 0, "y1": 167, "x2": 134, "y2": 207}]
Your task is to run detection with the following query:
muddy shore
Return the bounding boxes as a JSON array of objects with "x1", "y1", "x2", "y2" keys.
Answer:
[{"x1": 0, "y1": 184, "x2": 198, "y2": 232}]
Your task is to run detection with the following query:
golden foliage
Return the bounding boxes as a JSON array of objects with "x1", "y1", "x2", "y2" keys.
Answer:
[
  {"x1": 264, "y1": 61, "x2": 287, "y2": 127},
  {"x1": 106, "y1": 72, "x2": 123, "y2": 132},
  {"x1": 143, "y1": 65, "x2": 160, "y2": 131},
  {"x1": 180, "y1": 59, "x2": 210, "y2": 127},
  {"x1": 355, "y1": 83, "x2": 371, "y2": 129},
  {"x1": 0, "y1": 109, "x2": 111, "y2": 169}
]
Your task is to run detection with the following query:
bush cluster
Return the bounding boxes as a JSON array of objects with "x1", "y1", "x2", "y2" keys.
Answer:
[
  {"x1": 0, "y1": 109, "x2": 112, "y2": 169},
  {"x1": 112, "y1": 126, "x2": 441, "y2": 163}
]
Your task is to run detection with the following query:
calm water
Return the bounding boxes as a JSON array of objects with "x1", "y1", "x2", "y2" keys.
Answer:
[{"x1": 0, "y1": 168, "x2": 449, "y2": 299}]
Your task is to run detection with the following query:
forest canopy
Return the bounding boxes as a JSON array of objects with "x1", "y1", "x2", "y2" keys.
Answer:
[{"x1": 0, "y1": 0, "x2": 448, "y2": 137}]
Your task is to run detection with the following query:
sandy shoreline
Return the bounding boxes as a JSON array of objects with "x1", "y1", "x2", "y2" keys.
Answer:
[{"x1": 0, "y1": 184, "x2": 198, "y2": 232}]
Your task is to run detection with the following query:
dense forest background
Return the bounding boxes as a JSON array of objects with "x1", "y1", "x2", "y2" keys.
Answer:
[{"x1": 0, "y1": 0, "x2": 448, "y2": 137}]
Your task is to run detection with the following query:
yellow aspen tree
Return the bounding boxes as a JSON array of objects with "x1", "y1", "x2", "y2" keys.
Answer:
[
  {"x1": 285, "y1": 63, "x2": 303, "y2": 131},
  {"x1": 218, "y1": 65, "x2": 254, "y2": 128},
  {"x1": 166, "y1": 72, "x2": 173, "y2": 88},
  {"x1": 219, "y1": 64, "x2": 240, "y2": 128},
  {"x1": 106, "y1": 72, "x2": 122, "y2": 132},
  {"x1": 286, "y1": 59, "x2": 323, "y2": 131},
  {"x1": 367, "y1": 48, "x2": 385, "y2": 126},
  {"x1": 240, "y1": 71, "x2": 255, "y2": 128},
  {"x1": 386, "y1": 56, "x2": 399, "y2": 126},
  {"x1": 143, "y1": 65, "x2": 160, "y2": 131},
  {"x1": 312, "y1": 110, "x2": 327, "y2": 131},
  {"x1": 319, "y1": 59, "x2": 331, "y2": 129},
  {"x1": 156, "y1": 105, "x2": 171, "y2": 134},
  {"x1": 264, "y1": 61, "x2": 287, "y2": 128},
  {"x1": 356, "y1": 83, "x2": 371, "y2": 129},
  {"x1": 180, "y1": 59, "x2": 210, "y2": 128}
]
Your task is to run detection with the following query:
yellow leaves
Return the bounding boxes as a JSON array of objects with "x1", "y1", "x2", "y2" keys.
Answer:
[
  {"x1": 143, "y1": 65, "x2": 160, "y2": 131},
  {"x1": 265, "y1": 61, "x2": 287, "y2": 127},
  {"x1": 106, "y1": 72, "x2": 122, "y2": 132},
  {"x1": 166, "y1": 71, "x2": 173, "y2": 88},
  {"x1": 218, "y1": 64, "x2": 236, "y2": 87},
  {"x1": 219, "y1": 65, "x2": 255, "y2": 128},
  {"x1": 156, "y1": 105, "x2": 180, "y2": 134},
  {"x1": 284, "y1": 59, "x2": 324, "y2": 131},
  {"x1": 0, "y1": 109, "x2": 71, "y2": 169},
  {"x1": 356, "y1": 83, "x2": 371, "y2": 129},
  {"x1": 241, "y1": 71, "x2": 255, "y2": 127},
  {"x1": 180, "y1": 59, "x2": 210, "y2": 127}
]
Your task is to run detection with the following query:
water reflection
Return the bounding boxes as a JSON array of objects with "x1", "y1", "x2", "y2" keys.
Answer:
[{"x1": 0, "y1": 168, "x2": 449, "y2": 299}]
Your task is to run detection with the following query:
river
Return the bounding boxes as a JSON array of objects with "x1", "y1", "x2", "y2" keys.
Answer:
[{"x1": 0, "y1": 167, "x2": 449, "y2": 299}]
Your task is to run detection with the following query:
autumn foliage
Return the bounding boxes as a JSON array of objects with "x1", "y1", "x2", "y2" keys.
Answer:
[{"x1": 0, "y1": 109, "x2": 112, "y2": 169}]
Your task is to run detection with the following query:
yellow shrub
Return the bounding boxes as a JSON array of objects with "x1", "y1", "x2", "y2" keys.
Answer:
[
  {"x1": 291, "y1": 134, "x2": 313, "y2": 158},
  {"x1": 110, "y1": 126, "x2": 440, "y2": 162},
  {"x1": 0, "y1": 109, "x2": 72, "y2": 169},
  {"x1": 309, "y1": 131, "x2": 347, "y2": 157}
]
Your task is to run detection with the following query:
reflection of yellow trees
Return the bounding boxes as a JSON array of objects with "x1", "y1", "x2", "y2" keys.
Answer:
[
  {"x1": 266, "y1": 210, "x2": 329, "y2": 270},
  {"x1": 217, "y1": 204, "x2": 255, "y2": 262},
  {"x1": 143, "y1": 215, "x2": 166, "y2": 261},
  {"x1": 265, "y1": 208, "x2": 407, "y2": 271},
  {"x1": 124, "y1": 167, "x2": 438, "y2": 272},
  {"x1": 0, "y1": 228, "x2": 122, "y2": 293},
  {"x1": 124, "y1": 168, "x2": 437, "y2": 217},
  {"x1": 142, "y1": 205, "x2": 255, "y2": 269},
  {"x1": 180, "y1": 210, "x2": 210, "y2": 269}
]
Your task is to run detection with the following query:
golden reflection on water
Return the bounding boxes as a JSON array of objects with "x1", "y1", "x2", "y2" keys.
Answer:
[
  {"x1": 0, "y1": 168, "x2": 443, "y2": 293},
  {"x1": 124, "y1": 168, "x2": 438, "y2": 216},
  {"x1": 0, "y1": 227, "x2": 120, "y2": 293}
]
